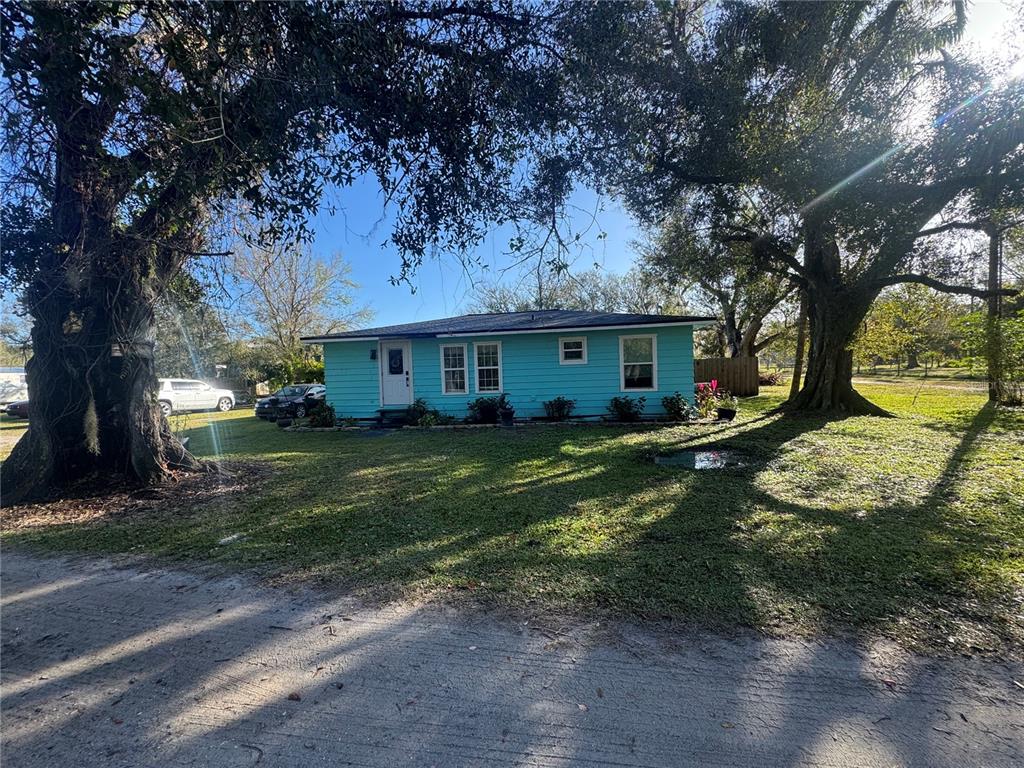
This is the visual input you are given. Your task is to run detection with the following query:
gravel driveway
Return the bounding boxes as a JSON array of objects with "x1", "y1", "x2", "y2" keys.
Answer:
[{"x1": 2, "y1": 552, "x2": 1021, "y2": 767}]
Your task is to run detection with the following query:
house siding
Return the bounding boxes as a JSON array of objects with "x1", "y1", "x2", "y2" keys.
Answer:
[
  {"x1": 323, "y1": 341, "x2": 381, "y2": 418},
  {"x1": 323, "y1": 326, "x2": 695, "y2": 420}
]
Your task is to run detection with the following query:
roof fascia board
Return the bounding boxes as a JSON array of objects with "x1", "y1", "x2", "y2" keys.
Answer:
[
  {"x1": 436, "y1": 320, "x2": 717, "y2": 338},
  {"x1": 304, "y1": 319, "x2": 718, "y2": 344}
]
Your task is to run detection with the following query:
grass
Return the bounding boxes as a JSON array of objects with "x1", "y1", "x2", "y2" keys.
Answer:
[{"x1": 2, "y1": 384, "x2": 1022, "y2": 654}]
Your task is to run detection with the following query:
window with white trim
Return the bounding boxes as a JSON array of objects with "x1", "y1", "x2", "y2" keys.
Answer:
[
  {"x1": 620, "y1": 335, "x2": 657, "y2": 390},
  {"x1": 559, "y1": 336, "x2": 587, "y2": 365},
  {"x1": 440, "y1": 344, "x2": 467, "y2": 394},
  {"x1": 475, "y1": 342, "x2": 502, "y2": 392}
]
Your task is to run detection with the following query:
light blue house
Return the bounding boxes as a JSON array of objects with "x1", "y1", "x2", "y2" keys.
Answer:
[{"x1": 302, "y1": 310, "x2": 715, "y2": 421}]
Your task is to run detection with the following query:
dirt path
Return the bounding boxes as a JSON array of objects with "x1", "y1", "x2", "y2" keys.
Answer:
[{"x1": 2, "y1": 552, "x2": 1021, "y2": 767}]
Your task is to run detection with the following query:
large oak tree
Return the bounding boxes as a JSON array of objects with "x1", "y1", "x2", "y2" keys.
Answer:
[
  {"x1": 566, "y1": 0, "x2": 1023, "y2": 413},
  {"x1": 0, "y1": 1, "x2": 579, "y2": 501}
]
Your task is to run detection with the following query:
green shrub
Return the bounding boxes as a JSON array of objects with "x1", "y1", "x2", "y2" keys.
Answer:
[
  {"x1": 467, "y1": 393, "x2": 511, "y2": 424},
  {"x1": 417, "y1": 411, "x2": 439, "y2": 427},
  {"x1": 307, "y1": 400, "x2": 336, "y2": 428},
  {"x1": 406, "y1": 398, "x2": 431, "y2": 425},
  {"x1": 543, "y1": 396, "x2": 576, "y2": 421},
  {"x1": 661, "y1": 392, "x2": 697, "y2": 422},
  {"x1": 406, "y1": 398, "x2": 455, "y2": 426},
  {"x1": 607, "y1": 395, "x2": 646, "y2": 422}
]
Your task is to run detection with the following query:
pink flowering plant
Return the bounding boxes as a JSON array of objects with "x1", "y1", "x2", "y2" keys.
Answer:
[{"x1": 695, "y1": 379, "x2": 737, "y2": 419}]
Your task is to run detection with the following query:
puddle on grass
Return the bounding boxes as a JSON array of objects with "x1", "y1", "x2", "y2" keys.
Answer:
[{"x1": 654, "y1": 449, "x2": 748, "y2": 469}]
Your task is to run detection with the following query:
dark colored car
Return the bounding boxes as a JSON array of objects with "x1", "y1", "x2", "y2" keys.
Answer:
[
  {"x1": 254, "y1": 384, "x2": 325, "y2": 420},
  {"x1": 4, "y1": 399, "x2": 29, "y2": 419}
]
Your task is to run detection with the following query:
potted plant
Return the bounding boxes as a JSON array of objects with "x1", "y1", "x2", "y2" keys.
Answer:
[
  {"x1": 715, "y1": 394, "x2": 738, "y2": 422},
  {"x1": 498, "y1": 393, "x2": 515, "y2": 427},
  {"x1": 696, "y1": 379, "x2": 738, "y2": 421}
]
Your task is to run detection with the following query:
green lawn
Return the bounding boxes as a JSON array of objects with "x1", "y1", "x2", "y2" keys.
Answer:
[{"x1": 3, "y1": 384, "x2": 1022, "y2": 654}]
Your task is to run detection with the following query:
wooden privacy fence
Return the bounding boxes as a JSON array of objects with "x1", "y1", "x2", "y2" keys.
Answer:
[{"x1": 694, "y1": 357, "x2": 759, "y2": 397}]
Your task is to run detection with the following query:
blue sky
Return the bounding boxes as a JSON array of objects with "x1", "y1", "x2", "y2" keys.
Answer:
[{"x1": 308, "y1": 176, "x2": 641, "y2": 327}]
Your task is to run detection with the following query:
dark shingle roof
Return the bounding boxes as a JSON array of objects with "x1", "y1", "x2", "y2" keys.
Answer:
[{"x1": 302, "y1": 310, "x2": 716, "y2": 342}]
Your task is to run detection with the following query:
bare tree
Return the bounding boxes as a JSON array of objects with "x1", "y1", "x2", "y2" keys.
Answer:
[
  {"x1": 470, "y1": 265, "x2": 687, "y2": 314},
  {"x1": 231, "y1": 243, "x2": 371, "y2": 365}
]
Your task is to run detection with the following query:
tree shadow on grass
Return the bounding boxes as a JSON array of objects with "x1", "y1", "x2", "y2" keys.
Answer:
[
  {"x1": 5, "y1": 404, "x2": 1019, "y2": 653},
  {"x1": 267, "y1": 404, "x2": 1017, "y2": 654},
  {"x1": 5, "y1": 406, "x2": 1022, "y2": 765},
  {"x1": 568, "y1": 403, "x2": 1017, "y2": 651}
]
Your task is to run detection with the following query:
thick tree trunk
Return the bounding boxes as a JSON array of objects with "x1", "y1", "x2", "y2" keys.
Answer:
[
  {"x1": 906, "y1": 350, "x2": 919, "y2": 369},
  {"x1": 723, "y1": 309, "x2": 742, "y2": 357},
  {"x1": 2, "y1": 139, "x2": 202, "y2": 503},
  {"x1": 787, "y1": 287, "x2": 888, "y2": 415},
  {"x1": 786, "y1": 225, "x2": 887, "y2": 416},
  {"x1": 736, "y1": 317, "x2": 763, "y2": 358},
  {"x1": 0, "y1": 19, "x2": 209, "y2": 505},
  {"x1": 2, "y1": 269, "x2": 203, "y2": 504}
]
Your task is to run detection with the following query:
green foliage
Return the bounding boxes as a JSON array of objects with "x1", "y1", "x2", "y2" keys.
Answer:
[
  {"x1": 406, "y1": 398, "x2": 455, "y2": 427},
  {"x1": 661, "y1": 392, "x2": 697, "y2": 422},
  {"x1": 307, "y1": 401, "x2": 337, "y2": 428},
  {"x1": 279, "y1": 357, "x2": 324, "y2": 388},
  {"x1": 567, "y1": 2, "x2": 1024, "y2": 411},
  {"x1": 0, "y1": 200, "x2": 52, "y2": 296},
  {"x1": 416, "y1": 411, "x2": 456, "y2": 427},
  {"x1": 467, "y1": 393, "x2": 512, "y2": 424},
  {"x1": 154, "y1": 285, "x2": 234, "y2": 379},
  {"x1": 406, "y1": 398, "x2": 432, "y2": 425},
  {"x1": 640, "y1": 208, "x2": 793, "y2": 357},
  {"x1": 607, "y1": 395, "x2": 646, "y2": 422},
  {"x1": 2, "y1": 3, "x2": 588, "y2": 292},
  {"x1": 542, "y1": 396, "x2": 576, "y2": 421},
  {"x1": 852, "y1": 285, "x2": 962, "y2": 372},
  {"x1": 0, "y1": 1, "x2": 595, "y2": 494},
  {"x1": 958, "y1": 310, "x2": 1024, "y2": 405}
]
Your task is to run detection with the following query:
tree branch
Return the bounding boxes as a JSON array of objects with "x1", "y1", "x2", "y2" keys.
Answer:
[
  {"x1": 915, "y1": 220, "x2": 986, "y2": 238},
  {"x1": 875, "y1": 273, "x2": 1020, "y2": 298},
  {"x1": 753, "y1": 330, "x2": 786, "y2": 354},
  {"x1": 388, "y1": 6, "x2": 531, "y2": 26}
]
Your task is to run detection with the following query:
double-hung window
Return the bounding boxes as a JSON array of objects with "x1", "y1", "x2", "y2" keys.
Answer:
[
  {"x1": 559, "y1": 337, "x2": 587, "y2": 364},
  {"x1": 440, "y1": 344, "x2": 467, "y2": 394},
  {"x1": 475, "y1": 342, "x2": 502, "y2": 393},
  {"x1": 620, "y1": 335, "x2": 657, "y2": 391}
]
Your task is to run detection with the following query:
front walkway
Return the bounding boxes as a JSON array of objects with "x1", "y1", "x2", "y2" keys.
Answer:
[{"x1": 2, "y1": 552, "x2": 1020, "y2": 767}]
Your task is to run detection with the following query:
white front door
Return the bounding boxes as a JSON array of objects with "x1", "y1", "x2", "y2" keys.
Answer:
[{"x1": 380, "y1": 341, "x2": 412, "y2": 405}]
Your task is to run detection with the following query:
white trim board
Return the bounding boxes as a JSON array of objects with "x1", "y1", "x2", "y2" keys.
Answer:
[
  {"x1": 436, "y1": 320, "x2": 715, "y2": 338},
  {"x1": 303, "y1": 336, "x2": 380, "y2": 344}
]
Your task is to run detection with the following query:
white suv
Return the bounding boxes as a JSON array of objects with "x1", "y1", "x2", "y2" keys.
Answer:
[{"x1": 157, "y1": 379, "x2": 235, "y2": 417}]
